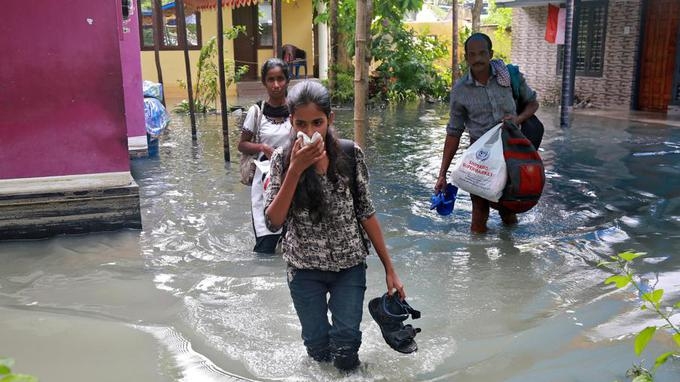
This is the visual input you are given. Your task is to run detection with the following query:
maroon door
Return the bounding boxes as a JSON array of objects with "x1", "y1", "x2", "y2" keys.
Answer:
[
  {"x1": 638, "y1": 0, "x2": 680, "y2": 111},
  {"x1": 232, "y1": 5, "x2": 258, "y2": 81}
]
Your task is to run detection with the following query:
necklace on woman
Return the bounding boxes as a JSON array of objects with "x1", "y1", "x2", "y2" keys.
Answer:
[{"x1": 264, "y1": 102, "x2": 290, "y2": 125}]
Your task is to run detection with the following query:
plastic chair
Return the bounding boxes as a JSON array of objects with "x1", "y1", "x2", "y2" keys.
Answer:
[{"x1": 280, "y1": 44, "x2": 307, "y2": 79}]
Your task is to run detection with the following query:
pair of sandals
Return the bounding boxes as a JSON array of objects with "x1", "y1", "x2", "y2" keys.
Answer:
[{"x1": 368, "y1": 292, "x2": 421, "y2": 354}]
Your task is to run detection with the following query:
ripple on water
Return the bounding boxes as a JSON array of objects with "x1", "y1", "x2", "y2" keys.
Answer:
[{"x1": 4, "y1": 110, "x2": 673, "y2": 381}]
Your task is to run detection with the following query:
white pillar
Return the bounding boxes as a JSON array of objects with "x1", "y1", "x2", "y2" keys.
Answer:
[{"x1": 317, "y1": 2, "x2": 329, "y2": 80}]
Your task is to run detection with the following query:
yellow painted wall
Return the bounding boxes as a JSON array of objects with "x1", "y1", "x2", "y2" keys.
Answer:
[
  {"x1": 140, "y1": 8, "x2": 238, "y2": 102},
  {"x1": 281, "y1": 0, "x2": 314, "y2": 76},
  {"x1": 140, "y1": 2, "x2": 315, "y2": 104},
  {"x1": 406, "y1": 21, "x2": 455, "y2": 67}
]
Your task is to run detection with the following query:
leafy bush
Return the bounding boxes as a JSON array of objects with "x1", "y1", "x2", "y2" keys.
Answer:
[
  {"x1": 0, "y1": 357, "x2": 38, "y2": 382},
  {"x1": 599, "y1": 251, "x2": 680, "y2": 381},
  {"x1": 328, "y1": 67, "x2": 356, "y2": 105},
  {"x1": 371, "y1": 26, "x2": 451, "y2": 102},
  {"x1": 175, "y1": 28, "x2": 248, "y2": 114}
]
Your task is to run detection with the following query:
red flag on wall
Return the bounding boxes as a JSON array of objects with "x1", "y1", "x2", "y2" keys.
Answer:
[
  {"x1": 545, "y1": 4, "x2": 559, "y2": 43},
  {"x1": 545, "y1": 4, "x2": 566, "y2": 44}
]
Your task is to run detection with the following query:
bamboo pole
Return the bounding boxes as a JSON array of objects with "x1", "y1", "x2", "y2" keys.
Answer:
[
  {"x1": 451, "y1": 0, "x2": 459, "y2": 81},
  {"x1": 176, "y1": 0, "x2": 197, "y2": 139},
  {"x1": 353, "y1": 0, "x2": 367, "y2": 148},
  {"x1": 216, "y1": 0, "x2": 231, "y2": 161}
]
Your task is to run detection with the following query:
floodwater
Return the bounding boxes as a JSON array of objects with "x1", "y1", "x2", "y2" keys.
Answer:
[{"x1": 1, "y1": 104, "x2": 680, "y2": 382}]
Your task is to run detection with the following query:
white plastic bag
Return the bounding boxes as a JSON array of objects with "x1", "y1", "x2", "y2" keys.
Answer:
[{"x1": 450, "y1": 123, "x2": 507, "y2": 202}]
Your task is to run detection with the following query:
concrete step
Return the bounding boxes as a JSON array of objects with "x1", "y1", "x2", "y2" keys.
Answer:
[{"x1": 235, "y1": 78, "x2": 320, "y2": 105}]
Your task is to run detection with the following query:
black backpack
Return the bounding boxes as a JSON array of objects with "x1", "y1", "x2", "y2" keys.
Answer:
[{"x1": 507, "y1": 64, "x2": 544, "y2": 150}]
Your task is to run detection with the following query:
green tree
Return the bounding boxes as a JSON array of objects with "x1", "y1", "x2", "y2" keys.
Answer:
[
  {"x1": 315, "y1": 0, "x2": 451, "y2": 102},
  {"x1": 484, "y1": 0, "x2": 512, "y2": 63}
]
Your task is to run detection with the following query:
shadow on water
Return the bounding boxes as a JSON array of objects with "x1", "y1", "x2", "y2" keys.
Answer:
[{"x1": 1, "y1": 105, "x2": 680, "y2": 381}]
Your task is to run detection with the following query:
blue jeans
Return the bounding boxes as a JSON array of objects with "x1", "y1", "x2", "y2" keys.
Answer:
[{"x1": 287, "y1": 263, "x2": 366, "y2": 363}]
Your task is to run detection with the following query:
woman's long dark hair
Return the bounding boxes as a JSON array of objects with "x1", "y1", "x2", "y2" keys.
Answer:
[{"x1": 282, "y1": 81, "x2": 352, "y2": 223}]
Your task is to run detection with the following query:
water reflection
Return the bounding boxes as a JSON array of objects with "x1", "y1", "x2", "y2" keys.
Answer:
[{"x1": 1, "y1": 106, "x2": 679, "y2": 381}]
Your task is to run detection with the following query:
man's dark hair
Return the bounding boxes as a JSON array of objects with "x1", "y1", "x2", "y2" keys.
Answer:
[{"x1": 464, "y1": 33, "x2": 493, "y2": 53}]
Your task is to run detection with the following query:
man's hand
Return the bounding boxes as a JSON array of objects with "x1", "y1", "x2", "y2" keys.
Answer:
[
  {"x1": 434, "y1": 175, "x2": 446, "y2": 194},
  {"x1": 502, "y1": 114, "x2": 521, "y2": 126}
]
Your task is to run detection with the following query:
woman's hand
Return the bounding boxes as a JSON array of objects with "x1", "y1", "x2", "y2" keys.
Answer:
[
  {"x1": 261, "y1": 144, "x2": 274, "y2": 159},
  {"x1": 288, "y1": 137, "x2": 325, "y2": 176},
  {"x1": 386, "y1": 269, "x2": 405, "y2": 300}
]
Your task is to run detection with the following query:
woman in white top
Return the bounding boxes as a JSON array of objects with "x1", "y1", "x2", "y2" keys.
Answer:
[{"x1": 238, "y1": 58, "x2": 292, "y2": 253}]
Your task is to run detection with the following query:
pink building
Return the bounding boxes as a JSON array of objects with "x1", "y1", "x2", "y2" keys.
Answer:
[{"x1": 0, "y1": 0, "x2": 144, "y2": 239}]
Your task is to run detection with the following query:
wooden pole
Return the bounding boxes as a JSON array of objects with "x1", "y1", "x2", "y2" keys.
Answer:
[
  {"x1": 328, "y1": 0, "x2": 338, "y2": 92},
  {"x1": 176, "y1": 0, "x2": 197, "y2": 139},
  {"x1": 273, "y1": 0, "x2": 282, "y2": 58},
  {"x1": 152, "y1": 0, "x2": 166, "y2": 106},
  {"x1": 217, "y1": 0, "x2": 231, "y2": 161},
  {"x1": 451, "y1": 0, "x2": 459, "y2": 81},
  {"x1": 353, "y1": 0, "x2": 367, "y2": 148}
]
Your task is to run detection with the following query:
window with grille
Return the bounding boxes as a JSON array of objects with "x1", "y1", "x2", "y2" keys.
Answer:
[
  {"x1": 138, "y1": 0, "x2": 202, "y2": 51},
  {"x1": 556, "y1": 1, "x2": 608, "y2": 77},
  {"x1": 258, "y1": 0, "x2": 274, "y2": 48}
]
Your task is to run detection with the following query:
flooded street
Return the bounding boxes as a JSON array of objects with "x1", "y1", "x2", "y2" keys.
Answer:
[{"x1": 1, "y1": 104, "x2": 680, "y2": 381}]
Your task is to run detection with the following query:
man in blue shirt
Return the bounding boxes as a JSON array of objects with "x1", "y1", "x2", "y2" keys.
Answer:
[{"x1": 435, "y1": 33, "x2": 540, "y2": 233}]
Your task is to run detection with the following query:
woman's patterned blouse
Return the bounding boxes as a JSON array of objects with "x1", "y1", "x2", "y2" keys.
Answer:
[{"x1": 264, "y1": 143, "x2": 375, "y2": 271}]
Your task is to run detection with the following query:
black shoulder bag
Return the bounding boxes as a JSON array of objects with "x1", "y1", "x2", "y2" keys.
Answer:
[{"x1": 507, "y1": 65, "x2": 544, "y2": 150}]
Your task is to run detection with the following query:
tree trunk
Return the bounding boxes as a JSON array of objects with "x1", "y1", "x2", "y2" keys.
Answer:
[
  {"x1": 328, "y1": 0, "x2": 338, "y2": 92},
  {"x1": 451, "y1": 0, "x2": 459, "y2": 80},
  {"x1": 472, "y1": 0, "x2": 483, "y2": 32},
  {"x1": 353, "y1": 0, "x2": 367, "y2": 148},
  {"x1": 337, "y1": 33, "x2": 353, "y2": 71}
]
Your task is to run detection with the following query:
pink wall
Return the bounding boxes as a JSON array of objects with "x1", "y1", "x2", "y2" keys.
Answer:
[
  {"x1": 0, "y1": 0, "x2": 130, "y2": 179},
  {"x1": 121, "y1": 0, "x2": 147, "y2": 140}
]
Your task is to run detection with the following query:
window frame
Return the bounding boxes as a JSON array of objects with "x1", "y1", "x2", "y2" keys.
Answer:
[
  {"x1": 556, "y1": 0, "x2": 608, "y2": 78},
  {"x1": 138, "y1": 1, "x2": 203, "y2": 51},
  {"x1": 257, "y1": 0, "x2": 274, "y2": 49}
]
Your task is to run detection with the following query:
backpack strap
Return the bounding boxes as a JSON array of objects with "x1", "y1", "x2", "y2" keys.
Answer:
[
  {"x1": 252, "y1": 100, "x2": 264, "y2": 143},
  {"x1": 339, "y1": 138, "x2": 371, "y2": 252},
  {"x1": 339, "y1": 139, "x2": 357, "y2": 197},
  {"x1": 506, "y1": 64, "x2": 521, "y2": 100}
]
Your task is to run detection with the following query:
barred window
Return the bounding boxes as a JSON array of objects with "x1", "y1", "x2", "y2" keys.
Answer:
[
  {"x1": 138, "y1": 0, "x2": 202, "y2": 51},
  {"x1": 557, "y1": 1, "x2": 608, "y2": 77},
  {"x1": 258, "y1": 0, "x2": 274, "y2": 48}
]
